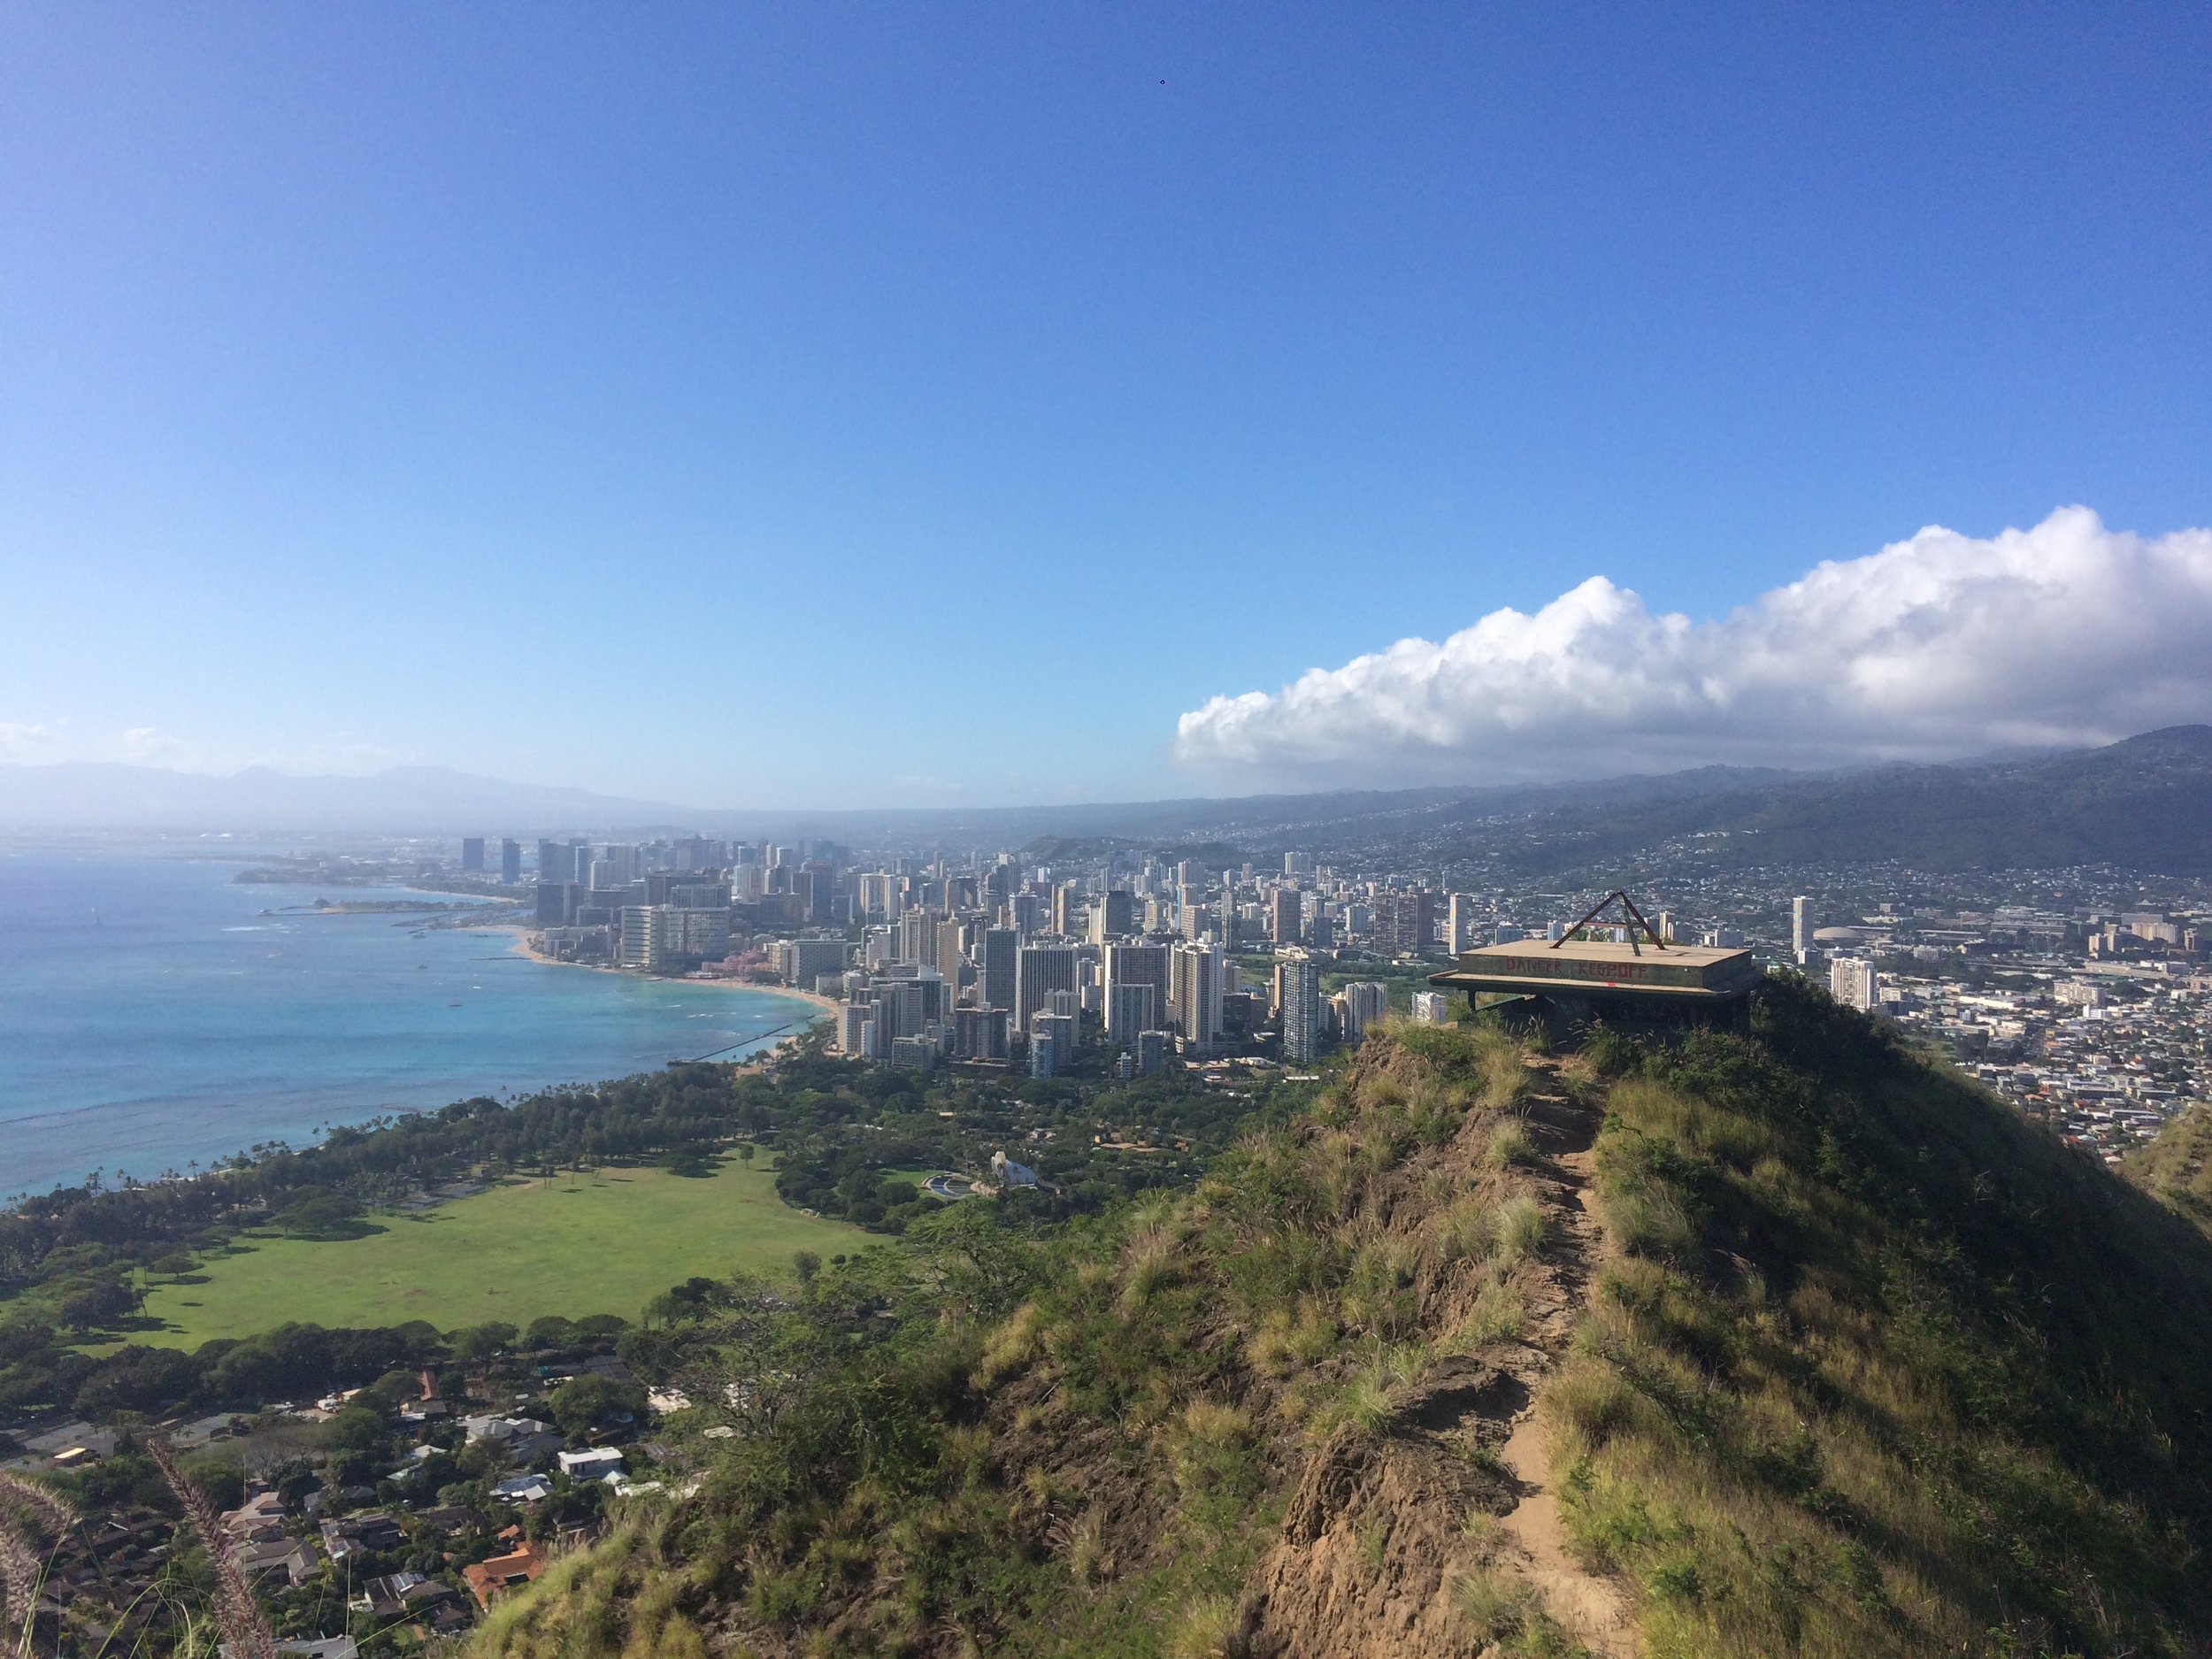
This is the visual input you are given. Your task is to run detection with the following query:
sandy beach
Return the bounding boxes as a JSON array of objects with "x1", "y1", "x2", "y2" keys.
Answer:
[{"x1": 492, "y1": 922, "x2": 839, "y2": 1052}]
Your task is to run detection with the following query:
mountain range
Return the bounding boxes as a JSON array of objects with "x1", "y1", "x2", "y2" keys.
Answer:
[{"x1": 3, "y1": 727, "x2": 2208, "y2": 873}]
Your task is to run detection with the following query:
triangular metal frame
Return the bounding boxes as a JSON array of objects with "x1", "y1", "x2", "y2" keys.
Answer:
[{"x1": 1550, "y1": 889, "x2": 1670, "y2": 954}]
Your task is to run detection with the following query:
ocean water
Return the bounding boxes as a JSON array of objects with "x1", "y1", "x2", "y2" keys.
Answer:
[{"x1": 0, "y1": 849, "x2": 817, "y2": 1202}]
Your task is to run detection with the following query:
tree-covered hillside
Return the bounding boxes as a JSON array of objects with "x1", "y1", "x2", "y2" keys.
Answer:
[{"x1": 1480, "y1": 726, "x2": 2212, "y2": 874}]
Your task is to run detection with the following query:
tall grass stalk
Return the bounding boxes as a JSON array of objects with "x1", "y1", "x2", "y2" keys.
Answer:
[
  {"x1": 147, "y1": 1440, "x2": 277, "y2": 1659},
  {"x1": 0, "y1": 1471, "x2": 76, "y2": 1652}
]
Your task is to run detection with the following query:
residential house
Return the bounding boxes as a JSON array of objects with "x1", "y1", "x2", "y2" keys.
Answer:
[
  {"x1": 462, "y1": 1536, "x2": 549, "y2": 1609},
  {"x1": 555, "y1": 1448, "x2": 625, "y2": 1483},
  {"x1": 318, "y1": 1513, "x2": 403, "y2": 1562}
]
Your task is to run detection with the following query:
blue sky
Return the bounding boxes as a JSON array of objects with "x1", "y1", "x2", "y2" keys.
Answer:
[{"x1": 3, "y1": 4, "x2": 2208, "y2": 807}]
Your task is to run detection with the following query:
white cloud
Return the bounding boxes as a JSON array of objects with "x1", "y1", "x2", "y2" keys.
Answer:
[
  {"x1": 0, "y1": 722, "x2": 414, "y2": 776},
  {"x1": 1173, "y1": 507, "x2": 2212, "y2": 784},
  {"x1": 0, "y1": 723, "x2": 57, "y2": 762}
]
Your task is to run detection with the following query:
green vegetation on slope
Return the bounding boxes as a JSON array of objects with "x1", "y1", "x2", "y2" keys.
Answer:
[
  {"x1": 2126, "y1": 1102, "x2": 2212, "y2": 1234},
  {"x1": 451, "y1": 987, "x2": 2212, "y2": 1656},
  {"x1": 468, "y1": 1024, "x2": 1581, "y2": 1659},
  {"x1": 134, "y1": 1157, "x2": 861, "y2": 1344},
  {"x1": 1554, "y1": 991, "x2": 2212, "y2": 1657}
]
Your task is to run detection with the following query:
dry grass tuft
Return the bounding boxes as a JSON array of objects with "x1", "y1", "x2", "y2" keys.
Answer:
[
  {"x1": 1496, "y1": 1195, "x2": 1546, "y2": 1265},
  {"x1": 973, "y1": 1302, "x2": 1047, "y2": 1387},
  {"x1": 1449, "y1": 1563, "x2": 1537, "y2": 1645},
  {"x1": 1486, "y1": 1119, "x2": 1539, "y2": 1170}
]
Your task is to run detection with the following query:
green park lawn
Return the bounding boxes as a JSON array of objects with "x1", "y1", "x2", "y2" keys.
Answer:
[{"x1": 134, "y1": 1157, "x2": 861, "y2": 1347}]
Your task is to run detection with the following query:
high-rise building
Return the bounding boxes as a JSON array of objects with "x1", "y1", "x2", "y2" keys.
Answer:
[
  {"x1": 897, "y1": 909, "x2": 934, "y2": 965},
  {"x1": 1340, "y1": 980, "x2": 1389, "y2": 1045},
  {"x1": 1275, "y1": 952, "x2": 1321, "y2": 1063},
  {"x1": 1105, "y1": 980, "x2": 1157, "y2": 1043},
  {"x1": 1283, "y1": 851, "x2": 1313, "y2": 877},
  {"x1": 460, "y1": 837, "x2": 486, "y2": 872},
  {"x1": 536, "y1": 840, "x2": 564, "y2": 884},
  {"x1": 499, "y1": 839, "x2": 522, "y2": 885},
  {"x1": 875, "y1": 979, "x2": 928, "y2": 1044},
  {"x1": 618, "y1": 905, "x2": 675, "y2": 970},
  {"x1": 787, "y1": 938, "x2": 850, "y2": 985},
  {"x1": 981, "y1": 927, "x2": 1018, "y2": 1012},
  {"x1": 1830, "y1": 956, "x2": 1878, "y2": 1011},
  {"x1": 674, "y1": 836, "x2": 726, "y2": 872},
  {"x1": 800, "y1": 861, "x2": 837, "y2": 924},
  {"x1": 677, "y1": 909, "x2": 729, "y2": 961},
  {"x1": 1103, "y1": 942, "x2": 1170, "y2": 1034},
  {"x1": 1016, "y1": 944, "x2": 1080, "y2": 1031},
  {"x1": 935, "y1": 920, "x2": 966, "y2": 1002},
  {"x1": 953, "y1": 1006, "x2": 1010, "y2": 1062},
  {"x1": 1448, "y1": 894, "x2": 1481, "y2": 956},
  {"x1": 1091, "y1": 888, "x2": 1136, "y2": 943},
  {"x1": 534, "y1": 883, "x2": 574, "y2": 926},
  {"x1": 1792, "y1": 896, "x2": 1813, "y2": 964},
  {"x1": 1136, "y1": 1029, "x2": 1170, "y2": 1076},
  {"x1": 857, "y1": 872, "x2": 892, "y2": 918},
  {"x1": 1030, "y1": 1010, "x2": 1076, "y2": 1074},
  {"x1": 1269, "y1": 887, "x2": 1303, "y2": 946},
  {"x1": 1374, "y1": 889, "x2": 1434, "y2": 957},
  {"x1": 1052, "y1": 881, "x2": 1085, "y2": 938},
  {"x1": 1171, "y1": 941, "x2": 1224, "y2": 1048},
  {"x1": 837, "y1": 1002, "x2": 872, "y2": 1056},
  {"x1": 1410, "y1": 990, "x2": 1453, "y2": 1025}
]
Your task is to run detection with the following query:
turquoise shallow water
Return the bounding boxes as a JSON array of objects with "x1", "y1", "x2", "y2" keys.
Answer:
[{"x1": 0, "y1": 849, "x2": 816, "y2": 1202}]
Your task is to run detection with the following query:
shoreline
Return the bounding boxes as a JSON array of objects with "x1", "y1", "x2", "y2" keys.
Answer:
[
  {"x1": 0, "y1": 863, "x2": 835, "y2": 1208},
  {"x1": 492, "y1": 923, "x2": 839, "y2": 1058}
]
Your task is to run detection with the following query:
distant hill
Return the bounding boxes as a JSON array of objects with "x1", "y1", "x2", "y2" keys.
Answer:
[
  {"x1": 0, "y1": 757, "x2": 1815, "y2": 842},
  {"x1": 1466, "y1": 726, "x2": 2212, "y2": 875},
  {"x1": 0, "y1": 762, "x2": 695, "y2": 834},
  {"x1": 7, "y1": 729, "x2": 2205, "y2": 868}
]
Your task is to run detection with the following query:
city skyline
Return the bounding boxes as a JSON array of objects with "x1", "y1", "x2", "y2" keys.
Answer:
[{"x1": 4, "y1": 6, "x2": 2208, "y2": 805}]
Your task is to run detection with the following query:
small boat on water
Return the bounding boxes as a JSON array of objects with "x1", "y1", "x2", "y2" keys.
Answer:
[{"x1": 448, "y1": 1001, "x2": 462, "y2": 1008}]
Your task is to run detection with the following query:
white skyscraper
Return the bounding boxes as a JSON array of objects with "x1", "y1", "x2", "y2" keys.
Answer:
[
  {"x1": 1830, "y1": 956, "x2": 1878, "y2": 1011},
  {"x1": 1340, "y1": 980, "x2": 1390, "y2": 1044},
  {"x1": 837, "y1": 1002, "x2": 872, "y2": 1056},
  {"x1": 1448, "y1": 893, "x2": 1481, "y2": 955},
  {"x1": 1792, "y1": 896, "x2": 1813, "y2": 964}
]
